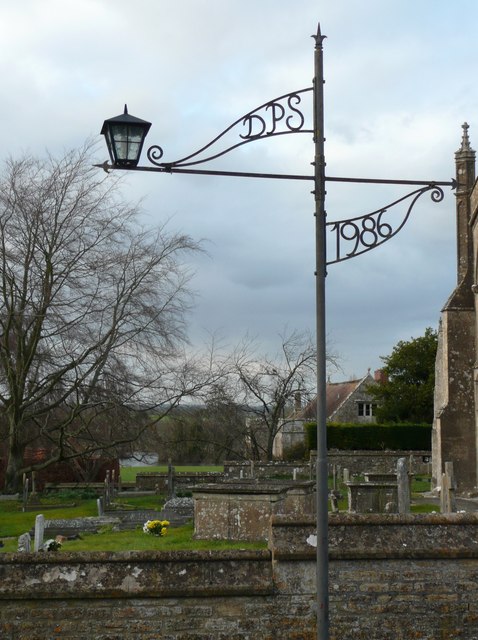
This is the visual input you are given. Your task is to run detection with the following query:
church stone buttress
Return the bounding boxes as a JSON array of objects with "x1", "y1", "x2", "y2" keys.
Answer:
[{"x1": 432, "y1": 124, "x2": 476, "y2": 494}]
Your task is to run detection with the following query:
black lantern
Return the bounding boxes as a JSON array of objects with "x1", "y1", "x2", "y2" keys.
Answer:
[{"x1": 100, "y1": 105, "x2": 152, "y2": 167}]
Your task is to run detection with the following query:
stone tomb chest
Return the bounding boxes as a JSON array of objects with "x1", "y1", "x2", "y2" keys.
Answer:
[
  {"x1": 346, "y1": 481, "x2": 398, "y2": 513},
  {"x1": 192, "y1": 480, "x2": 315, "y2": 541}
]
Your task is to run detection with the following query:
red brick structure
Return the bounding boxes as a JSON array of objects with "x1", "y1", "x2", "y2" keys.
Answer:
[{"x1": 0, "y1": 446, "x2": 119, "y2": 491}]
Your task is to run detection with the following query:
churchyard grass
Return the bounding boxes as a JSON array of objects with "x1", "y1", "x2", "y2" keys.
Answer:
[
  {"x1": 0, "y1": 494, "x2": 164, "y2": 538},
  {"x1": 412, "y1": 475, "x2": 433, "y2": 492},
  {"x1": 62, "y1": 522, "x2": 265, "y2": 552},
  {"x1": 0, "y1": 512, "x2": 266, "y2": 553},
  {"x1": 411, "y1": 503, "x2": 439, "y2": 513},
  {"x1": 0, "y1": 472, "x2": 438, "y2": 552},
  {"x1": 0, "y1": 499, "x2": 99, "y2": 538}
]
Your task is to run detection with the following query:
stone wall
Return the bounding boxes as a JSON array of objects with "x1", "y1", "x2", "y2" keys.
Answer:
[
  {"x1": 132, "y1": 454, "x2": 430, "y2": 495},
  {"x1": 135, "y1": 471, "x2": 221, "y2": 492},
  {"x1": 223, "y1": 452, "x2": 431, "y2": 481},
  {"x1": 275, "y1": 513, "x2": 478, "y2": 639},
  {"x1": 325, "y1": 450, "x2": 431, "y2": 476},
  {"x1": 2, "y1": 514, "x2": 478, "y2": 638},
  {"x1": 223, "y1": 460, "x2": 313, "y2": 480}
]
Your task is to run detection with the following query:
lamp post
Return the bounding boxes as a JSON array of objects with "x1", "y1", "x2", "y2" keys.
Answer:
[{"x1": 98, "y1": 23, "x2": 454, "y2": 640}]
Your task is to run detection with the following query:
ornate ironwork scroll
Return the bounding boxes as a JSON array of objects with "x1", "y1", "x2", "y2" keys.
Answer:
[
  {"x1": 326, "y1": 183, "x2": 445, "y2": 265},
  {"x1": 146, "y1": 88, "x2": 313, "y2": 169}
]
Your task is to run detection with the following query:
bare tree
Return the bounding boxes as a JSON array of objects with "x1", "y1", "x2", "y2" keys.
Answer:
[
  {"x1": 228, "y1": 330, "x2": 321, "y2": 460},
  {"x1": 153, "y1": 388, "x2": 247, "y2": 464},
  {"x1": 0, "y1": 143, "x2": 202, "y2": 492}
]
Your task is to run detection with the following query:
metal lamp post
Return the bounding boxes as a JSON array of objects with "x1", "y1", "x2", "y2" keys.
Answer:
[{"x1": 98, "y1": 23, "x2": 454, "y2": 640}]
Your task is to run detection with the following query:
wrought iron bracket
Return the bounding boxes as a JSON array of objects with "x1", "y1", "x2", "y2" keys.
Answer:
[
  {"x1": 146, "y1": 87, "x2": 313, "y2": 170},
  {"x1": 96, "y1": 158, "x2": 455, "y2": 265},
  {"x1": 96, "y1": 77, "x2": 456, "y2": 266},
  {"x1": 326, "y1": 182, "x2": 454, "y2": 265}
]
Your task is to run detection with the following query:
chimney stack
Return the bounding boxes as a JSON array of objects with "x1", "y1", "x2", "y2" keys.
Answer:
[{"x1": 374, "y1": 369, "x2": 388, "y2": 384}]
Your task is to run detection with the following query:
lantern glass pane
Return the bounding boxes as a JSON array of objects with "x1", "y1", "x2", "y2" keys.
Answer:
[{"x1": 110, "y1": 124, "x2": 145, "y2": 163}]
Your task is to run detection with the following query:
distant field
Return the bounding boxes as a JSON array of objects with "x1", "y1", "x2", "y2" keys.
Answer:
[{"x1": 120, "y1": 465, "x2": 223, "y2": 483}]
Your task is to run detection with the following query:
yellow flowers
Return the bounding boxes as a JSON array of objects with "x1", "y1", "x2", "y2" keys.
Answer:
[{"x1": 143, "y1": 519, "x2": 170, "y2": 536}]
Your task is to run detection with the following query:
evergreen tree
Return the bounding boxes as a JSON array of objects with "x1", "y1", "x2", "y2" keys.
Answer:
[{"x1": 369, "y1": 327, "x2": 438, "y2": 423}]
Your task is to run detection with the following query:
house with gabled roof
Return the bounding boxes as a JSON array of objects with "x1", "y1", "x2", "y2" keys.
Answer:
[{"x1": 273, "y1": 370, "x2": 383, "y2": 458}]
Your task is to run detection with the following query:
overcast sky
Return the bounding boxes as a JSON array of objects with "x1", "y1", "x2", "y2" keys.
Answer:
[{"x1": 1, "y1": 0, "x2": 477, "y2": 381}]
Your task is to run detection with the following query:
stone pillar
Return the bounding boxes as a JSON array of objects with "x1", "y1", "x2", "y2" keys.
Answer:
[{"x1": 433, "y1": 123, "x2": 476, "y2": 493}]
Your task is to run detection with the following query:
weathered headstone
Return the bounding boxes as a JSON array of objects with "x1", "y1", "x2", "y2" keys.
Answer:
[
  {"x1": 441, "y1": 461, "x2": 457, "y2": 514},
  {"x1": 343, "y1": 468, "x2": 350, "y2": 484},
  {"x1": 397, "y1": 457, "x2": 410, "y2": 514},
  {"x1": 330, "y1": 492, "x2": 339, "y2": 513},
  {"x1": 384, "y1": 500, "x2": 397, "y2": 513},
  {"x1": 34, "y1": 514, "x2": 45, "y2": 552},
  {"x1": 97, "y1": 497, "x2": 104, "y2": 516},
  {"x1": 18, "y1": 532, "x2": 31, "y2": 552}
]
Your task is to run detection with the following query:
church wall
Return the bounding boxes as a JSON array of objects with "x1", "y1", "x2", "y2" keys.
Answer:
[{"x1": 2, "y1": 515, "x2": 478, "y2": 639}]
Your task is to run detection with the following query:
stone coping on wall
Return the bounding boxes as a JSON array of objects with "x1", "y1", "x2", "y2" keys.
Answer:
[
  {"x1": 326, "y1": 449, "x2": 431, "y2": 456},
  {"x1": 5, "y1": 514, "x2": 478, "y2": 602},
  {"x1": 271, "y1": 513, "x2": 478, "y2": 561},
  {"x1": 0, "y1": 549, "x2": 272, "y2": 600}
]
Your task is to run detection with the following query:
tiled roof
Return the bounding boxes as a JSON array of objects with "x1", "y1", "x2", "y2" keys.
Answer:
[{"x1": 294, "y1": 376, "x2": 370, "y2": 420}]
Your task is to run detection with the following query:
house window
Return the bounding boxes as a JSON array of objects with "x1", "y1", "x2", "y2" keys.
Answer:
[{"x1": 357, "y1": 402, "x2": 373, "y2": 417}]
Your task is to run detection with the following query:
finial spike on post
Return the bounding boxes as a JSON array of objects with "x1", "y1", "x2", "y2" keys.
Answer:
[{"x1": 313, "y1": 22, "x2": 326, "y2": 47}]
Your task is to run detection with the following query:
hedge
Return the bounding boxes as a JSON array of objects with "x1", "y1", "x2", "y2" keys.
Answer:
[{"x1": 305, "y1": 422, "x2": 431, "y2": 451}]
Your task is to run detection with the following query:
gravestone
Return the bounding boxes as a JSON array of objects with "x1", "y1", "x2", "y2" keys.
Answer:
[
  {"x1": 441, "y1": 461, "x2": 457, "y2": 513},
  {"x1": 330, "y1": 492, "x2": 339, "y2": 512},
  {"x1": 397, "y1": 457, "x2": 410, "y2": 514},
  {"x1": 161, "y1": 497, "x2": 194, "y2": 524},
  {"x1": 346, "y1": 482, "x2": 398, "y2": 513},
  {"x1": 17, "y1": 533, "x2": 31, "y2": 552},
  {"x1": 33, "y1": 514, "x2": 45, "y2": 552}
]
